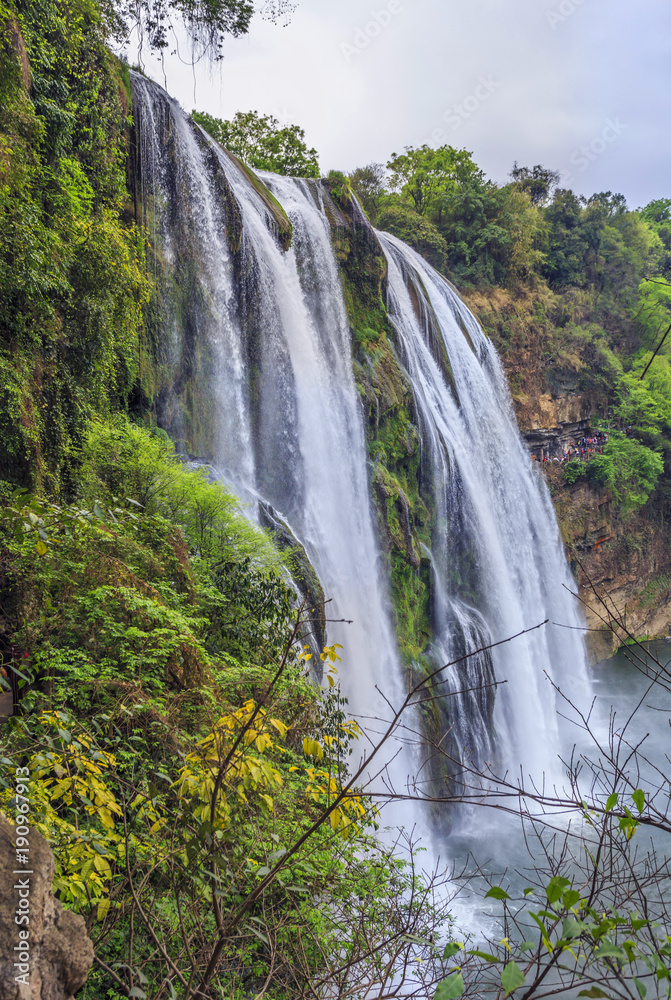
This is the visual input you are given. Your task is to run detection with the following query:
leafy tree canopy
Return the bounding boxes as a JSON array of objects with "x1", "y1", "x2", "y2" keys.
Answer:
[
  {"x1": 510, "y1": 162, "x2": 560, "y2": 205},
  {"x1": 108, "y1": 0, "x2": 296, "y2": 60},
  {"x1": 348, "y1": 162, "x2": 386, "y2": 218},
  {"x1": 192, "y1": 108, "x2": 319, "y2": 177},
  {"x1": 386, "y1": 145, "x2": 482, "y2": 217}
]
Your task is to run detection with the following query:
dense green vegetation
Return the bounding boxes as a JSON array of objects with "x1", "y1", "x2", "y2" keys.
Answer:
[
  {"x1": 1, "y1": 420, "x2": 453, "y2": 997},
  {"x1": 2, "y1": 0, "x2": 671, "y2": 993},
  {"x1": 192, "y1": 108, "x2": 320, "y2": 177},
  {"x1": 0, "y1": 4, "x2": 447, "y2": 995},
  {"x1": 348, "y1": 147, "x2": 671, "y2": 528},
  {"x1": 0, "y1": 0, "x2": 148, "y2": 495}
]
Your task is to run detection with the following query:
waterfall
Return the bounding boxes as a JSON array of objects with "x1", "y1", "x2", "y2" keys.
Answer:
[
  {"x1": 377, "y1": 232, "x2": 590, "y2": 785},
  {"x1": 131, "y1": 71, "x2": 590, "y2": 817},
  {"x1": 131, "y1": 73, "x2": 415, "y2": 809}
]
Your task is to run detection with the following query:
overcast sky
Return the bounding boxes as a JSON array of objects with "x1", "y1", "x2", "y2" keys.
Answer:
[{"x1": 127, "y1": 0, "x2": 670, "y2": 208}]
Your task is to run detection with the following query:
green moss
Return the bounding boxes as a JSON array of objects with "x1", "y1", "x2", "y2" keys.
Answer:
[
  {"x1": 325, "y1": 207, "x2": 436, "y2": 663},
  {"x1": 389, "y1": 551, "x2": 431, "y2": 661},
  {"x1": 637, "y1": 575, "x2": 671, "y2": 610},
  {"x1": 223, "y1": 148, "x2": 292, "y2": 251},
  {"x1": 0, "y1": 0, "x2": 150, "y2": 496}
]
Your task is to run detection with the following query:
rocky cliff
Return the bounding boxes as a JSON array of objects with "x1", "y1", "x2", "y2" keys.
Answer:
[
  {"x1": 463, "y1": 286, "x2": 671, "y2": 663},
  {"x1": 0, "y1": 815, "x2": 94, "y2": 1000}
]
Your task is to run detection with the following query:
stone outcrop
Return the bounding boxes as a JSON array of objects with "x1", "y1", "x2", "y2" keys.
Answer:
[
  {"x1": 518, "y1": 392, "x2": 593, "y2": 461},
  {"x1": 573, "y1": 508, "x2": 671, "y2": 663},
  {"x1": 0, "y1": 814, "x2": 94, "y2": 1000},
  {"x1": 2, "y1": 17, "x2": 31, "y2": 92},
  {"x1": 525, "y1": 435, "x2": 671, "y2": 664}
]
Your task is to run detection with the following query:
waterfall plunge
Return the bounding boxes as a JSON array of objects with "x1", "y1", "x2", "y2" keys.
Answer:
[
  {"x1": 131, "y1": 72, "x2": 590, "y2": 822},
  {"x1": 378, "y1": 233, "x2": 591, "y2": 786},
  {"x1": 132, "y1": 73, "x2": 416, "y2": 814}
]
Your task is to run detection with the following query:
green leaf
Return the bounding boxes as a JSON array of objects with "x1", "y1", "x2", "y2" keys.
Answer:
[
  {"x1": 467, "y1": 950, "x2": 501, "y2": 963},
  {"x1": 546, "y1": 876, "x2": 571, "y2": 904},
  {"x1": 246, "y1": 923, "x2": 269, "y2": 945},
  {"x1": 578, "y1": 989, "x2": 611, "y2": 998},
  {"x1": 633, "y1": 977, "x2": 647, "y2": 999},
  {"x1": 520, "y1": 941, "x2": 535, "y2": 953},
  {"x1": 595, "y1": 943, "x2": 626, "y2": 962},
  {"x1": 501, "y1": 961, "x2": 525, "y2": 995},
  {"x1": 435, "y1": 972, "x2": 464, "y2": 1000},
  {"x1": 562, "y1": 916, "x2": 585, "y2": 939},
  {"x1": 632, "y1": 789, "x2": 645, "y2": 813},
  {"x1": 443, "y1": 942, "x2": 463, "y2": 960},
  {"x1": 606, "y1": 792, "x2": 619, "y2": 811},
  {"x1": 523, "y1": 887, "x2": 536, "y2": 897},
  {"x1": 128, "y1": 989, "x2": 147, "y2": 999},
  {"x1": 485, "y1": 886, "x2": 510, "y2": 901},
  {"x1": 562, "y1": 890, "x2": 582, "y2": 909}
]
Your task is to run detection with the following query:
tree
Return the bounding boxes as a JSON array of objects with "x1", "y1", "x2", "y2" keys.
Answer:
[
  {"x1": 192, "y1": 109, "x2": 320, "y2": 177},
  {"x1": 641, "y1": 199, "x2": 671, "y2": 279},
  {"x1": 109, "y1": 0, "x2": 297, "y2": 60},
  {"x1": 386, "y1": 145, "x2": 482, "y2": 217},
  {"x1": 376, "y1": 204, "x2": 449, "y2": 272},
  {"x1": 348, "y1": 162, "x2": 386, "y2": 220},
  {"x1": 510, "y1": 162, "x2": 561, "y2": 205},
  {"x1": 543, "y1": 188, "x2": 591, "y2": 287}
]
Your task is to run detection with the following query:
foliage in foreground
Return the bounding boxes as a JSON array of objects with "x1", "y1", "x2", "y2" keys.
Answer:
[
  {"x1": 0, "y1": 0, "x2": 149, "y2": 495},
  {"x1": 0, "y1": 419, "x2": 455, "y2": 999}
]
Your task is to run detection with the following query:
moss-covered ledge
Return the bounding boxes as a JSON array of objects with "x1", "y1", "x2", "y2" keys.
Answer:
[{"x1": 323, "y1": 177, "x2": 433, "y2": 666}]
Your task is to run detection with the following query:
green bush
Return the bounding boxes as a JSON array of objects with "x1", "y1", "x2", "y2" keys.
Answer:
[
  {"x1": 563, "y1": 459, "x2": 586, "y2": 485},
  {"x1": 584, "y1": 433, "x2": 663, "y2": 510},
  {"x1": 585, "y1": 453, "x2": 615, "y2": 490},
  {"x1": 79, "y1": 418, "x2": 283, "y2": 570}
]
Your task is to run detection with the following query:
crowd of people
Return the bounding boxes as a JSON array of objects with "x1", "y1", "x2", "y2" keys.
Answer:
[{"x1": 532, "y1": 431, "x2": 609, "y2": 465}]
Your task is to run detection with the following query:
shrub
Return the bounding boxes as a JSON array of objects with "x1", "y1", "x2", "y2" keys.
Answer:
[{"x1": 563, "y1": 459, "x2": 585, "y2": 485}]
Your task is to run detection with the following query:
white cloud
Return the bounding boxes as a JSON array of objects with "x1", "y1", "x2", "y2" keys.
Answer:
[{"x1": 125, "y1": 0, "x2": 670, "y2": 206}]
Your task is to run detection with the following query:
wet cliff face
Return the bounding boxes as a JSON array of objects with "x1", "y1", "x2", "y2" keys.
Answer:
[
  {"x1": 134, "y1": 79, "x2": 590, "y2": 804},
  {"x1": 553, "y1": 470, "x2": 671, "y2": 663},
  {"x1": 461, "y1": 286, "x2": 671, "y2": 662}
]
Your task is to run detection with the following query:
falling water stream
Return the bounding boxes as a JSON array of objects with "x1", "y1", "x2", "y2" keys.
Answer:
[
  {"x1": 378, "y1": 233, "x2": 591, "y2": 786},
  {"x1": 131, "y1": 73, "x2": 594, "y2": 901}
]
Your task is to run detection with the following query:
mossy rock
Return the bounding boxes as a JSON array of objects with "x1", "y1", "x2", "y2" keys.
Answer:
[
  {"x1": 258, "y1": 501, "x2": 327, "y2": 670},
  {"x1": 219, "y1": 146, "x2": 292, "y2": 252}
]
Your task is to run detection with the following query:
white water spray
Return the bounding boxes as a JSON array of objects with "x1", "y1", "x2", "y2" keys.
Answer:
[
  {"x1": 131, "y1": 72, "x2": 590, "y2": 828},
  {"x1": 378, "y1": 232, "x2": 591, "y2": 786}
]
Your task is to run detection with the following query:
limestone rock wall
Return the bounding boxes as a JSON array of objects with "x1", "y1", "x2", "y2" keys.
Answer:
[{"x1": 0, "y1": 815, "x2": 94, "y2": 1000}]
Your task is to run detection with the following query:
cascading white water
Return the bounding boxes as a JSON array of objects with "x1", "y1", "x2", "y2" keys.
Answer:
[
  {"x1": 131, "y1": 71, "x2": 590, "y2": 819},
  {"x1": 132, "y1": 73, "x2": 256, "y2": 486},
  {"x1": 378, "y1": 232, "x2": 591, "y2": 785},
  {"x1": 131, "y1": 74, "x2": 416, "y2": 811},
  {"x1": 218, "y1": 164, "x2": 415, "y2": 794}
]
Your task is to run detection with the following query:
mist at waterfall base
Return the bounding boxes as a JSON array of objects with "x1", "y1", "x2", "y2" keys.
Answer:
[{"x1": 131, "y1": 73, "x2": 611, "y2": 933}]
